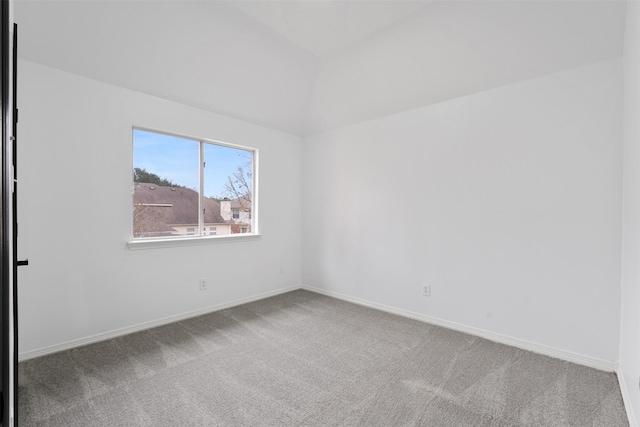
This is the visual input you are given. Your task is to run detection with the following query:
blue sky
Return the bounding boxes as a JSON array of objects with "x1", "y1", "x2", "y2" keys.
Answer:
[{"x1": 133, "y1": 129, "x2": 252, "y2": 198}]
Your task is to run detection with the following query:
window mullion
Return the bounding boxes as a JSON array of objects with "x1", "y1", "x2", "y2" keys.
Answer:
[{"x1": 198, "y1": 141, "x2": 204, "y2": 236}]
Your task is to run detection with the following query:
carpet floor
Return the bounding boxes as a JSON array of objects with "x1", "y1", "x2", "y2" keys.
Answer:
[{"x1": 18, "y1": 290, "x2": 628, "y2": 426}]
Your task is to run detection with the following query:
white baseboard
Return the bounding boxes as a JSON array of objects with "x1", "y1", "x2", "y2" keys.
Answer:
[
  {"x1": 302, "y1": 285, "x2": 618, "y2": 372},
  {"x1": 21, "y1": 284, "x2": 618, "y2": 374},
  {"x1": 618, "y1": 371, "x2": 639, "y2": 427},
  {"x1": 19, "y1": 285, "x2": 302, "y2": 362}
]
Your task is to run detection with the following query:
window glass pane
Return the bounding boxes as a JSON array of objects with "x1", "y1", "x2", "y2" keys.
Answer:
[
  {"x1": 133, "y1": 129, "x2": 199, "y2": 238},
  {"x1": 204, "y1": 143, "x2": 253, "y2": 235},
  {"x1": 132, "y1": 128, "x2": 256, "y2": 241}
]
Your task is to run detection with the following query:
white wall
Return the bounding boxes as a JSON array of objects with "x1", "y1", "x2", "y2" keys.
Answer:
[
  {"x1": 17, "y1": 60, "x2": 302, "y2": 355},
  {"x1": 619, "y1": 1, "x2": 640, "y2": 425},
  {"x1": 302, "y1": 59, "x2": 623, "y2": 364}
]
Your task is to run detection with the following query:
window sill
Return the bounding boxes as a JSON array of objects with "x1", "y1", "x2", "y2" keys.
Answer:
[{"x1": 127, "y1": 233, "x2": 261, "y2": 251}]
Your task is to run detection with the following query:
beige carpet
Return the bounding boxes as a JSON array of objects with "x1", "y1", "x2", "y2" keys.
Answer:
[{"x1": 18, "y1": 290, "x2": 628, "y2": 426}]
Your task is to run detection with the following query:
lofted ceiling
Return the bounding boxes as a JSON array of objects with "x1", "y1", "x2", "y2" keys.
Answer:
[
  {"x1": 15, "y1": 1, "x2": 627, "y2": 136},
  {"x1": 226, "y1": 1, "x2": 431, "y2": 58}
]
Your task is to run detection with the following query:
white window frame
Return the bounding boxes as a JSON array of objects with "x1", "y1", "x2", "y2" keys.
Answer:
[{"x1": 128, "y1": 127, "x2": 259, "y2": 250}]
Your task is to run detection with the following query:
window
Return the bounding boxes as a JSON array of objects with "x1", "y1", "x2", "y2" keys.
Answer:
[{"x1": 132, "y1": 128, "x2": 256, "y2": 240}]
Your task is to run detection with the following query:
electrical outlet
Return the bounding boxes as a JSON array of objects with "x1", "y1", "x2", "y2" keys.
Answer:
[
  {"x1": 423, "y1": 284, "x2": 431, "y2": 297},
  {"x1": 199, "y1": 279, "x2": 207, "y2": 291}
]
